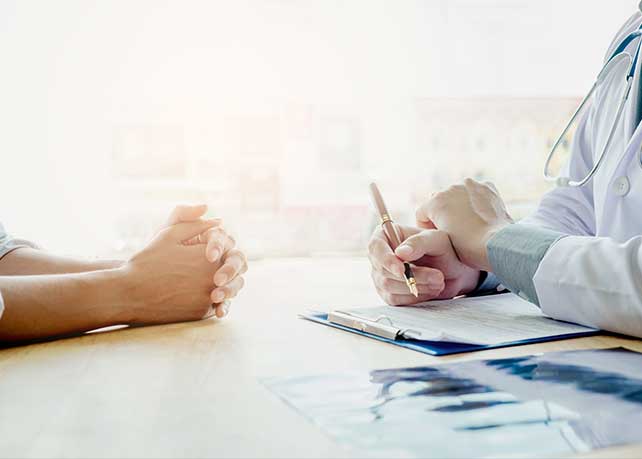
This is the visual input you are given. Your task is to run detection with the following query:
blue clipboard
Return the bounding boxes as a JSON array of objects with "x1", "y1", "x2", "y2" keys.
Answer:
[{"x1": 300, "y1": 312, "x2": 600, "y2": 356}]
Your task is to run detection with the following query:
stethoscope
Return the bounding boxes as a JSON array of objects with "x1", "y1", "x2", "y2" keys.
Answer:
[{"x1": 544, "y1": 19, "x2": 642, "y2": 188}]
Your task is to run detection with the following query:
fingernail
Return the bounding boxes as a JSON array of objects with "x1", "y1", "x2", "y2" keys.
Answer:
[
  {"x1": 223, "y1": 301, "x2": 230, "y2": 316},
  {"x1": 395, "y1": 245, "x2": 413, "y2": 258},
  {"x1": 212, "y1": 290, "x2": 225, "y2": 303},
  {"x1": 215, "y1": 274, "x2": 228, "y2": 286},
  {"x1": 208, "y1": 248, "x2": 221, "y2": 262}
]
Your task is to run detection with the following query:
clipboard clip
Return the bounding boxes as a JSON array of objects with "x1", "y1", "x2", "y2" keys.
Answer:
[{"x1": 327, "y1": 311, "x2": 421, "y2": 341}]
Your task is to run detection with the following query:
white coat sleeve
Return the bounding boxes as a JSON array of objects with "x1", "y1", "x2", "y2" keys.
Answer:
[
  {"x1": 487, "y1": 224, "x2": 642, "y2": 338},
  {"x1": 534, "y1": 235, "x2": 642, "y2": 338}
]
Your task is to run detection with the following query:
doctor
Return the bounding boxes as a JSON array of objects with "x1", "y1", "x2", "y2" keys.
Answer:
[{"x1": 368, "y1": 7, "x2": 642, "y2": 338}]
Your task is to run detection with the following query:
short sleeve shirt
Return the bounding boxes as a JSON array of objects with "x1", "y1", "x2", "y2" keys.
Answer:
[{"x1": 0, "y1": 222, "x2": 38, "y2": 320}]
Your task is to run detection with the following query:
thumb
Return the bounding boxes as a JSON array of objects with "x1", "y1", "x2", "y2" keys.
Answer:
[
  {"x1": 166, "y1": 204, "x2": 208, "y2": 226},
  {"x1": 395, "y1": 230, "x2": 450, "y2": 262},
  {"x1": 164, "y1": 219, "x2": 220, "y2": 242},
  {"x1": 415, "y1": 204, "x2": 436, "y2": 230}
]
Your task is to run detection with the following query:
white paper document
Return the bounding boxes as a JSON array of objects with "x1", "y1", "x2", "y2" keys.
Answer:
[{"x1": 332, "y1": 293, "x2": 596, "y2": 345}]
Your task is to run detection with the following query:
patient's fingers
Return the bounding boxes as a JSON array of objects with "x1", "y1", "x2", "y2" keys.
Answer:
[
  {"x1": 214, "y1": 301, "x2": 231, "y2": 319},
  {"x1": 205, "y1": 227, "x2": 236, "y2": 262},
  {"x1": 211, "y1": 276, "x2": 245, "y2": 304},
  {"x1": 214, "y1": 249, "x2": 247, "y2": 286},
  {"x1": 166, "y1": 204, "x2": 208, "y2": 226}
]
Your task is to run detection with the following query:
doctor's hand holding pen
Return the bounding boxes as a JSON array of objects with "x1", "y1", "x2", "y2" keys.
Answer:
[
  {"x1": 368, "y1": 223, "x2": 481, "y2": 306},
  {"x1": 367, "y1": 178, "x2": 511, "y2": 306}
]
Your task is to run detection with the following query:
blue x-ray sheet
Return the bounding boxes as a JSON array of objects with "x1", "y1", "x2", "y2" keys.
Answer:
[{"x1": 265, "y1": 348, "x2": 642, "y2": 458}]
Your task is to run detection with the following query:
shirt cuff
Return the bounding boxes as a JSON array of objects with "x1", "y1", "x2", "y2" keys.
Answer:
[
  {"x1": 486, "y1": 224, "x2": 566, "y2": 305},
  {"x1": 474, "y1": 271, "x2": 501, "y2": 293}
]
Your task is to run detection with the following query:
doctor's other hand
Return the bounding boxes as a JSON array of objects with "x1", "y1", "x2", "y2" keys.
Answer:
[
  {"x1": 164, "y1": 204, "x2": 248, "y2": 318},
  {"x1": 368, "y1": 224, "x2": 481, "y2": 306},
  {"x1": 416, "y1": 178, "x2": 513, "y2": 272}
]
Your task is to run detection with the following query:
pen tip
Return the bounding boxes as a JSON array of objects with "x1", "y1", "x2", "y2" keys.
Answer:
[{"x1": 408, "y1": 280, "x2": 419, "y2": 298}]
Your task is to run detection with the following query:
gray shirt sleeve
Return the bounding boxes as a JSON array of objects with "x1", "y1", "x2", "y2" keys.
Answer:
[{"x1": 486, "y1": 224, "x2": 567, "y2": 305}]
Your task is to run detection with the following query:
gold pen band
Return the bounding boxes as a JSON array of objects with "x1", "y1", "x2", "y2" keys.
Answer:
[
  {"x1": 405, "y1": 276, "x2": 418, "y2": 297},
  {"x1": 381, "y1": 213, "x2": 392, "y2": 225}
]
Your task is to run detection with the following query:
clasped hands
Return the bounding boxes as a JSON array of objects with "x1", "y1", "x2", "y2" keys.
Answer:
[
  {"x1": 118, "y1": 204, "x2": 247, "y2": 325},
  {"x1": 368, "y1": 178, "x2": 513, "y2": 305}
]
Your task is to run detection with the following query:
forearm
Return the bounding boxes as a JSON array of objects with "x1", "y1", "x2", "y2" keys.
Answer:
[
  {"x1": 486, "y1": 224, "x2": 566, "y2": 305},
  {"x1": 0, "y1": 248, "x2": 123, "y2": 275},
  {"x1": 486, "y1": 224, "x2": 642, "y2": 338},
  {"x1": 0, "y1": 269, "x2": 131, "y2": 342}
]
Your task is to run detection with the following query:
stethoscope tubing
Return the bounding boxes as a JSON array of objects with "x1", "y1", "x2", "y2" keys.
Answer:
[{"x1": 544, "y1": 30, "x2": 642, "y2": 187}]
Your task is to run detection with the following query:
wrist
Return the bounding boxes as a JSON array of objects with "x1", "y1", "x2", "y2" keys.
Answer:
[
  {"x1": 478, "y1": 223, "x2": 511, "y2": 271},
  {"x1": 92, "y1": 267, "x2": 137, "y2": 325},
  {"x1": 458, "y1": 268, "x2": 483, "y2": 296}
]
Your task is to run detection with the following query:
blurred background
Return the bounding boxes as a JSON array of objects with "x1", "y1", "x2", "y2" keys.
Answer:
[{"x1": 0, "y1": 0, "x2": 635, "y2": 259}]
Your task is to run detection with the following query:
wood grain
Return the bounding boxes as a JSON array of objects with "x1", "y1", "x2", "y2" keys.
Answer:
[{"x1": 0, "y1": 258, "x2": 640, "y2": 458}]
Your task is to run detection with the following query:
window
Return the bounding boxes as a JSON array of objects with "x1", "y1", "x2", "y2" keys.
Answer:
[{"x1": 0, "y1": 0, "x2": 634, "y2": 257}]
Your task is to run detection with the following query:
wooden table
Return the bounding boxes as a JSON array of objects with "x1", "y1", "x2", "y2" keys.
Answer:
[{"x1": 1, "y1": 257, "x2": 641, "y2": 458}]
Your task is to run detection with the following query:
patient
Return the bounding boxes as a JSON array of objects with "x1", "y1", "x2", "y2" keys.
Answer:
[{"x1": 0, "y1": 204, "x2": 247, "y2": 342}]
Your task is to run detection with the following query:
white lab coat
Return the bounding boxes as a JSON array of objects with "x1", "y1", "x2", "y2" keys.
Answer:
[{"x1": 527, "y1": 11, "x2": 642, "y2": 338}]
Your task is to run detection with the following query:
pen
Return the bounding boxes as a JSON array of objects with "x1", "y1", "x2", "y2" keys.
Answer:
[{"x1": 368, "y1": 182, "x2": 419, "y2": 298}]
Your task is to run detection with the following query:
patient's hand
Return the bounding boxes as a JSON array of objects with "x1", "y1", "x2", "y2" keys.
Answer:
[
  {"x1": 120, "y1": 219, "x2": 224, "y2": 325},
  {"x1": 164, "y1": 205, "x2": 248, "y2": 318},
  {"x1": 368, "y1": 224, "x2": 480, "y2": 306}
]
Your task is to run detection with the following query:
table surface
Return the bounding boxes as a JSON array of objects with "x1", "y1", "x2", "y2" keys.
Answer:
[{"x1": 1, "y1": 257, "x2": 641, "y2": 459}]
